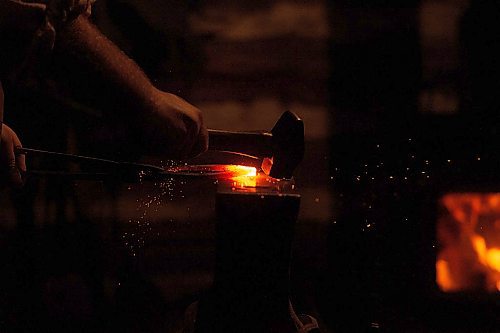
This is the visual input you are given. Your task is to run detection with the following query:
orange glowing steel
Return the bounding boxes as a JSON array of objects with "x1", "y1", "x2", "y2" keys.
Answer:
[
  {"x1": 168, "y1": 164, "x2": 260, "y2": 187},
  {"x1": 225, "y1": 165, "x2": 257, "y2": 178},
  {"x1": 224, "y1": 165, "x2": 258, "y2": 187},
  {"x1": 436, "y1": 193, "x2": 500, "y2": 292}
]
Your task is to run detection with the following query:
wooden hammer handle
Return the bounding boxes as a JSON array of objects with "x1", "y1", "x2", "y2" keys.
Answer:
[{"x1": 207, "y1": 129, "x2": 273, "y2": 158}]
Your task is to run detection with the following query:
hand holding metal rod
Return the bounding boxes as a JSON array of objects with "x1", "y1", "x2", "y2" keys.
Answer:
[{"x1": 1, "y1": 82, "x2": 26, "y2": 187}]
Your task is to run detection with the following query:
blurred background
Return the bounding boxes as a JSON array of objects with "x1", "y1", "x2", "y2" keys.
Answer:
[{"x1": 2, "y1": 0, "x2": 500, "y2": 332}]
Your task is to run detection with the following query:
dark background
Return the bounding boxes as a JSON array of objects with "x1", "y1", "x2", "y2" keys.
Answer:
[{"x1": 1, "y1": 0, "x2": 500, "y2": 332}]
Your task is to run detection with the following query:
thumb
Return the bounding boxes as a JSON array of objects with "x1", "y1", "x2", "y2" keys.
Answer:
[
  {"x1": 1, "y1": 126, "x2": 25, "y2": 188},
  {"x1": 4, "y1": 140, "x2": 23, "y2": 188}
]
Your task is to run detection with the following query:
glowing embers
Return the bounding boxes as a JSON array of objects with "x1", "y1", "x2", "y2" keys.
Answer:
[{"x1": 436, "y1": 193, "x2": 500, "y2": 292}]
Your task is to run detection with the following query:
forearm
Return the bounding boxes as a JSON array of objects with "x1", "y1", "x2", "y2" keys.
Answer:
[
  {"x1": 51, "y1": 15, "x2": 157, "y2": 119},
  {"x1": 1, "y1": 8, "x2": 207, "y2": 158}
]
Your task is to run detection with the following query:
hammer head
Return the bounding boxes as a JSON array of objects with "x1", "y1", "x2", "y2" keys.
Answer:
[
  {"x1": 266, "y1": 111, "x2": 305, "y2": 179},
  {"x1": 205, "y1": 111, "x2": 304, "y2": 179}
]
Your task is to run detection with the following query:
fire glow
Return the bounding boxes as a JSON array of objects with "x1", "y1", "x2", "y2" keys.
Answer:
[
  {"x1": 224, "y1": 165, "x2": 257, "y2": 178},
  {"x1": 225, "y1": 165, "x2": 258, "y2": 187},
  {"x1": 167, "y1": 164, "x2": 260, "y2": 187},
  {"x1": 436, "y1": 193, "x2": 500, "y2": 292}
]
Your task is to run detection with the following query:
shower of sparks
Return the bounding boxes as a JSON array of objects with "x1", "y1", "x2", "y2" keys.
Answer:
[{"x1": 122, "y1": 159, "x2": 180, "y2": 256}]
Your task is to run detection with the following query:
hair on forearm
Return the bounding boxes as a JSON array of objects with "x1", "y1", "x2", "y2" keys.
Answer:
[{"x1": 51, "y1": 16, "x2": 157, "y2": 119}]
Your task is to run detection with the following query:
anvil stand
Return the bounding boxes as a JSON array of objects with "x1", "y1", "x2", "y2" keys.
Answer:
[{"x1": 192, "y1": 186, "x2": 316, "y2": 333}]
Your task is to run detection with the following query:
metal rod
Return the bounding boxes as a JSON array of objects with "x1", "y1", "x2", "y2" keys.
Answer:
[{"x1": 16, "y1": 147, "x2": 165, "y2": 174}]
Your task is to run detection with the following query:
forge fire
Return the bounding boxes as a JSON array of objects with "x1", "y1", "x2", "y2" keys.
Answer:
[{"x1": 436, "y1": 193, "x2": 500, "y2": 292}]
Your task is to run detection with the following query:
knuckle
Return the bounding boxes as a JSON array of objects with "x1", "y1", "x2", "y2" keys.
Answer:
[{"x1": 7, "y1": 158, "x2": 16, "y2": 168}]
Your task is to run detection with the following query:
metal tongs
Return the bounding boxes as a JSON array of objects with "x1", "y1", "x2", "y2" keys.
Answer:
[{"x1": 15, "y1": 147, "x2": 224, "y2": 181}]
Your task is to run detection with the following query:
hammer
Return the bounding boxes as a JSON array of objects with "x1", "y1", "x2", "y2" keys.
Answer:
[{"x1": 207, "y1": 111, "x2": 304, "y2": 179}]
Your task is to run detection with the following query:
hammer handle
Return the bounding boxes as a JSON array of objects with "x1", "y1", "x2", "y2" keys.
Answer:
[{"x1": 207, "y1": 129, "x2": 273, "y2": 158}]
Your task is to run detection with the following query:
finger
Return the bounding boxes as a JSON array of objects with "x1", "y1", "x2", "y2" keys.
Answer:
[
  {"x1": 15, "y1": 148, "x2": 26, "y2": 175},
  {"x1": 0, "y1": 130, "x2": 23, "y2": 187},
  {"x1": 11, "y1": 130, "x2": 26, "y2": 174},
  {"x1": 180, "y1": 119, "x2": 199, "y2": 159},
  {"x1": 0, "y1": 133, "x2": 8, "y2": 187},
  {"x1": 164, "y1": 118, "x2": 188, "y2": 159},
  {"x1": 6, "y1": 142, "x2": 23, "y2": 188},
  {"x1": 189, "y1": 126, "x2": 209, "y2": 158},
  {"x1": 180, "y1": 109, "x2": 205, "y2": 159}
]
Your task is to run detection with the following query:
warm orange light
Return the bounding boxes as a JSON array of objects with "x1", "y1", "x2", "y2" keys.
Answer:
[
  {"x1": 167, "y1": 164, "x2": 260, "y2": 187},
  {"x1": 487, "y1": 248, "x2": 500, "y2": 272},
  {"x1": 436, "y1": 193, "x2": 500, "y2": 292},
  {"x1": 261, "y1": 157, "x2": 273, "y2": 176},
  {"x1": 436, "y1": 259, "x2": 455, "y2": 292},
  {"x1": 223, "y1": 165, "x2": 257, "y2": 187},
  {"x1": 224, "y1": 165, "x2": 257, "y2": 178}
]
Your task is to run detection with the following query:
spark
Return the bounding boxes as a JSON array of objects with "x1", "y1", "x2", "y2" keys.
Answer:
[{"x1": 122, "y1": 178, "x2": 178, "y2": 256}]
